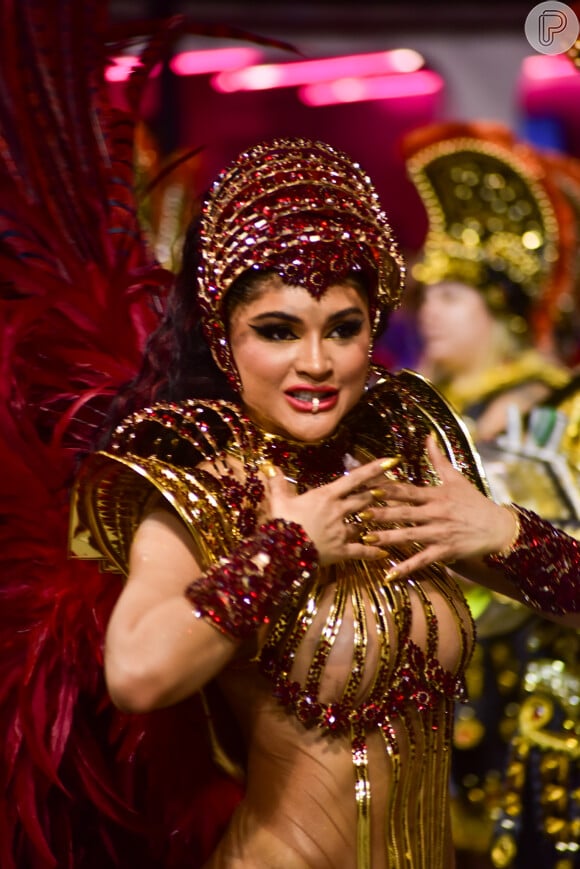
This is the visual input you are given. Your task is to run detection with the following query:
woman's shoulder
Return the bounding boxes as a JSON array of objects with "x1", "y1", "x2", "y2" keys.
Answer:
[
  {"x1": 359, "y1": 365, "x2": 490, "y2": 495},
  {"x1": 105, "y1": 398, "x2": 249, "y2": 464},
  {"x1": 70, "y1": 399, "x2": 250, "y2": 574},
  {"x1": 364, "y1": 363, "x2": 475, "y2": 432}
]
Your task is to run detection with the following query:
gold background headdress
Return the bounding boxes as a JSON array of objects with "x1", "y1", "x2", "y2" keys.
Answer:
[
  {"x1": 566, "y1": 2, "x2": 580, "y2": 69},
  {"x1": 197, "y1": 137, "x2": 405, "y2": 376},
  {"x1": 403, "y1": 121, "x2": 573, "y2": 347}
]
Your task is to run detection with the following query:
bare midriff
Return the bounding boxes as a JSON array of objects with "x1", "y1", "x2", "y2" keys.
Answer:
[{"x1": 205, "y1": 573, "x2": 470, "y2": 868}]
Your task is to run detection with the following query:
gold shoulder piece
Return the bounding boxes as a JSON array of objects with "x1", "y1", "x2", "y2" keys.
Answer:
[
  {"x1": 69, "y1": 400, "x2": 251, "y2": 574},
  {"x1": 70, "y1": 450, "x2": 234, "y2": 576},
  {"x1": 391, "y1": 368, "x2": 491, "y2": 496}
]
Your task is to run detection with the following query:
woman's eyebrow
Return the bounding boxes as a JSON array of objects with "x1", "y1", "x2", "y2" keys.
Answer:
[
  {"x1": 326, "y1": 306, "x2": 365, "y2": 322},
  {"x1": 249, "y1": 311, "x2": 302, "y2": 323},
  {"x1": 250, "y1": 306, "x2": 365, "y2": 325}
]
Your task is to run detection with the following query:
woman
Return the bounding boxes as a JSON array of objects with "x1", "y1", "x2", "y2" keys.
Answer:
[{"x1": 72, "y1": 138, "x2": 580, "y2": 869}]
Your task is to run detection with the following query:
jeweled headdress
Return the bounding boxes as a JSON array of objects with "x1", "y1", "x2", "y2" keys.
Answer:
[
  {"x1": 197, "y1": 137, "x2": 405, "y2": 374},
  {"x1": 403, "y1": 122, "x2": 572, "y2": 344}
]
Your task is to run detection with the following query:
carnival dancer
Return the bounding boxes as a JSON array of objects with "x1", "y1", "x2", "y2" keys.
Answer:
[{"x1": 72, "y1": 137, "x2": 580, "y2": 869}]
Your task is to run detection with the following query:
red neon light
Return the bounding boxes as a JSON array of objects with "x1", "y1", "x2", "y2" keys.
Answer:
[
  {"x1": 298, "y1": 70, "x2": 444, "y2": 106},
  {"x1": 212, "y1": 48, "x2": 425, "y2": 93}
]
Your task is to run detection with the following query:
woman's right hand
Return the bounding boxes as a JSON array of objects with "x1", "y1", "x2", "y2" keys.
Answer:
[{"x1": 260, "y1": 458, "x2": 395, "y2": 566}]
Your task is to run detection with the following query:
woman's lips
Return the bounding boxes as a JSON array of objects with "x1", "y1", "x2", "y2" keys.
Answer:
[{"x1": 285, "y1": 388, "x2": 339, "y2": 412}]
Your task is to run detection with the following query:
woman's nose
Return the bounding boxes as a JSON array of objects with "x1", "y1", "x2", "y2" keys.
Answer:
[{"x1": 295, "y1": 337, "x2": 333, "y2": 378}]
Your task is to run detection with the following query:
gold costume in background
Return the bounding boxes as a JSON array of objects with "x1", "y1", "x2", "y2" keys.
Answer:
[
  {"x1": 403, "y1": 123, "x2": 578, "y2": 867},
  {"x1": 483, "y1": 389, "x2": 580, "y2": 868}
]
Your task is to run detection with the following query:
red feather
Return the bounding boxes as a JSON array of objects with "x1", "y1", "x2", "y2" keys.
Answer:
[{"x1": 0, "y1": 1, "x2": 246, "y2": 866}]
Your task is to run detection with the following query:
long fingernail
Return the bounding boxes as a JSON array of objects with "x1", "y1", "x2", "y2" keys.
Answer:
[
  {"x1": 371, "y1": 488, "x2": 386, "y2": 499},
  {"x1": 380, "y1": 456, "x2": 401, "y2": 471},
  {"x1": 362, "y1": 532, "x2": 379, "y2": 544},
  {"x1": 261, "y1": 461, "x2": 277, "y2": 478},
  {"x1": 358, "y1": 510, "x2": 373, "y2": 521},
  {"x1": 384, "y1": 568, "x2": 400, "y2": 581}
]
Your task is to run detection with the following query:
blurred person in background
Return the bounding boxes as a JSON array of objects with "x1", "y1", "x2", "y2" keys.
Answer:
[
  {"x1": 401, "y1": 122, "x2": 579, "y2": 869},
  {"x1": 404, "y1": 122, "x2": 573, "y2": 444},
  {"x1": 484, "y1": 148, "x2": 580, "y2": 869}
]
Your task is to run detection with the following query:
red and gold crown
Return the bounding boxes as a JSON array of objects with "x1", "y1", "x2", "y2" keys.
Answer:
[{"x1": 197, "y1": 137, "x2": 405, "y2": 374}]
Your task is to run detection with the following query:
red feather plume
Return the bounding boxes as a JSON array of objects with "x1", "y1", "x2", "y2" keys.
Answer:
[{"x1": 0, "y1": 2, "x2": 249, "y2": 866}]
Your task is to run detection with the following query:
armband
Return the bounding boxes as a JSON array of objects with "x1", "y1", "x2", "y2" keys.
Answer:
[
  {"x1": 483, "y1": 504, "x2": 580, "y2": 616},
  {"x1": 184, "y1": 519, "x2": 318, "y2": 641}
]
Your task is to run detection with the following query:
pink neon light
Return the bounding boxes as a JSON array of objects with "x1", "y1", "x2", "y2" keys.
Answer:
[
  {"x1": 106, "y1": 48, "x2": 262, "y2": 83},
  {"x1": 521, "y1": 54, "x2": 578, "y2": 81},
  {"x1": 212, "y1": 48, "x2": 425, "y2": 93},
  {"x1": 299, "y1": 70, "x2": 444, "y2": 106},
  {"x1": 169, "y1": 47, "x2": 262, "y2": 76},
  {"x1": 105, "y1": 56, "x2": 163, "y2": 83},
  {"x1": 105, "y1": 56, "x2": 139, "y2": 83}
]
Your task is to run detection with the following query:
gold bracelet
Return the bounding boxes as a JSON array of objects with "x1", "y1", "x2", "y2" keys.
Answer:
[{"x1": 494, "y1": 503, "x2": 522, "y2": 558}]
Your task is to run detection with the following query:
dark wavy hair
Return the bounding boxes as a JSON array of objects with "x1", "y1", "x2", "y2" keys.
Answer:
[{"x1": 98, "y1": 218, "x2": 231, "y2": 446}]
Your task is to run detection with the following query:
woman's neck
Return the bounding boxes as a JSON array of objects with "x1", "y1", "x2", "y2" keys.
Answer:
[{"x1": 242, "y1": 421, "x2": 355, "y2": 492}]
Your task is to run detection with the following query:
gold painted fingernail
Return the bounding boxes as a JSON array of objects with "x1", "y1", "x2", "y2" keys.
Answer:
[
  {"x1": 384, "y1": 568, "x2": 400, "y2": 581},
  {"x1": 371, "y1": 488, "x2": 386, "y2": 499},
  {"x1": 261, "y1": 461, "x2": 277, "y2": 478},
  {"x1": 362, "y1": 532, "x2": 379, "y2": 544},
  {"x1": 380, "y1": 456, "x2": 401, "y2": 471},
  {"x1": 358, "y1": 510, "x2": 373, "y2": 521}
]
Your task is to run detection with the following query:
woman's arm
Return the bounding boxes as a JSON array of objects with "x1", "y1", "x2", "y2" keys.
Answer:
[
  {"x1": 457, "y1": 505, "x2": 580, "y2": 627},
  {"x1": 105, "y1": 508, "x2": 240, "y2": 713}
]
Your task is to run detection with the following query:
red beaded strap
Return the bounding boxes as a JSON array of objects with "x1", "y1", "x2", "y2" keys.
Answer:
[
  {"x1": 185, "y1": 519, "x2": 318, "y2": 641},
  {"x1": 483, "y1": 504, "x2": 580, "y2": 616}
]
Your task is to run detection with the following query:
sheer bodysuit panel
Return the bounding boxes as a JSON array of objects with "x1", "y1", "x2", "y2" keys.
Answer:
[{"x1": 206, "y1": 533, "x2": 474, "y2": 868}]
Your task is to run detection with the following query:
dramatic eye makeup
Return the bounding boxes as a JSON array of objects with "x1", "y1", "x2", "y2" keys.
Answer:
[
  {"x1": 248, "y1": 306, "x2": 367, "y2": 342},
  {"x1": 327, "y1": 318, "x2": 365, "y2": 339},
  {"x1": 249, "y1": 322, "x2": 298, "y2": 341}
]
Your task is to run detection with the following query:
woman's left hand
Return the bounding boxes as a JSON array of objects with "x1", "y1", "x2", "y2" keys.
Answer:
[{"x1": 361, "y1": 434, "x2": 517, "y2": 579}]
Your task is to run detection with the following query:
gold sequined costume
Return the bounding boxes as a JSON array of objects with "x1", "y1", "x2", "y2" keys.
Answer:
[{"x1": 71, "y1": 367, "x2": 489, "y2": 869}]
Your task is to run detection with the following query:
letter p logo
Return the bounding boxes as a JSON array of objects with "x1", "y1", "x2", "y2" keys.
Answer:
[
  {"x1": 539, "y1": 10, "x2": 567, "y2": 45},
  {"x1": 526, "y1": 1, "x2": 580, "y2": 54}
]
